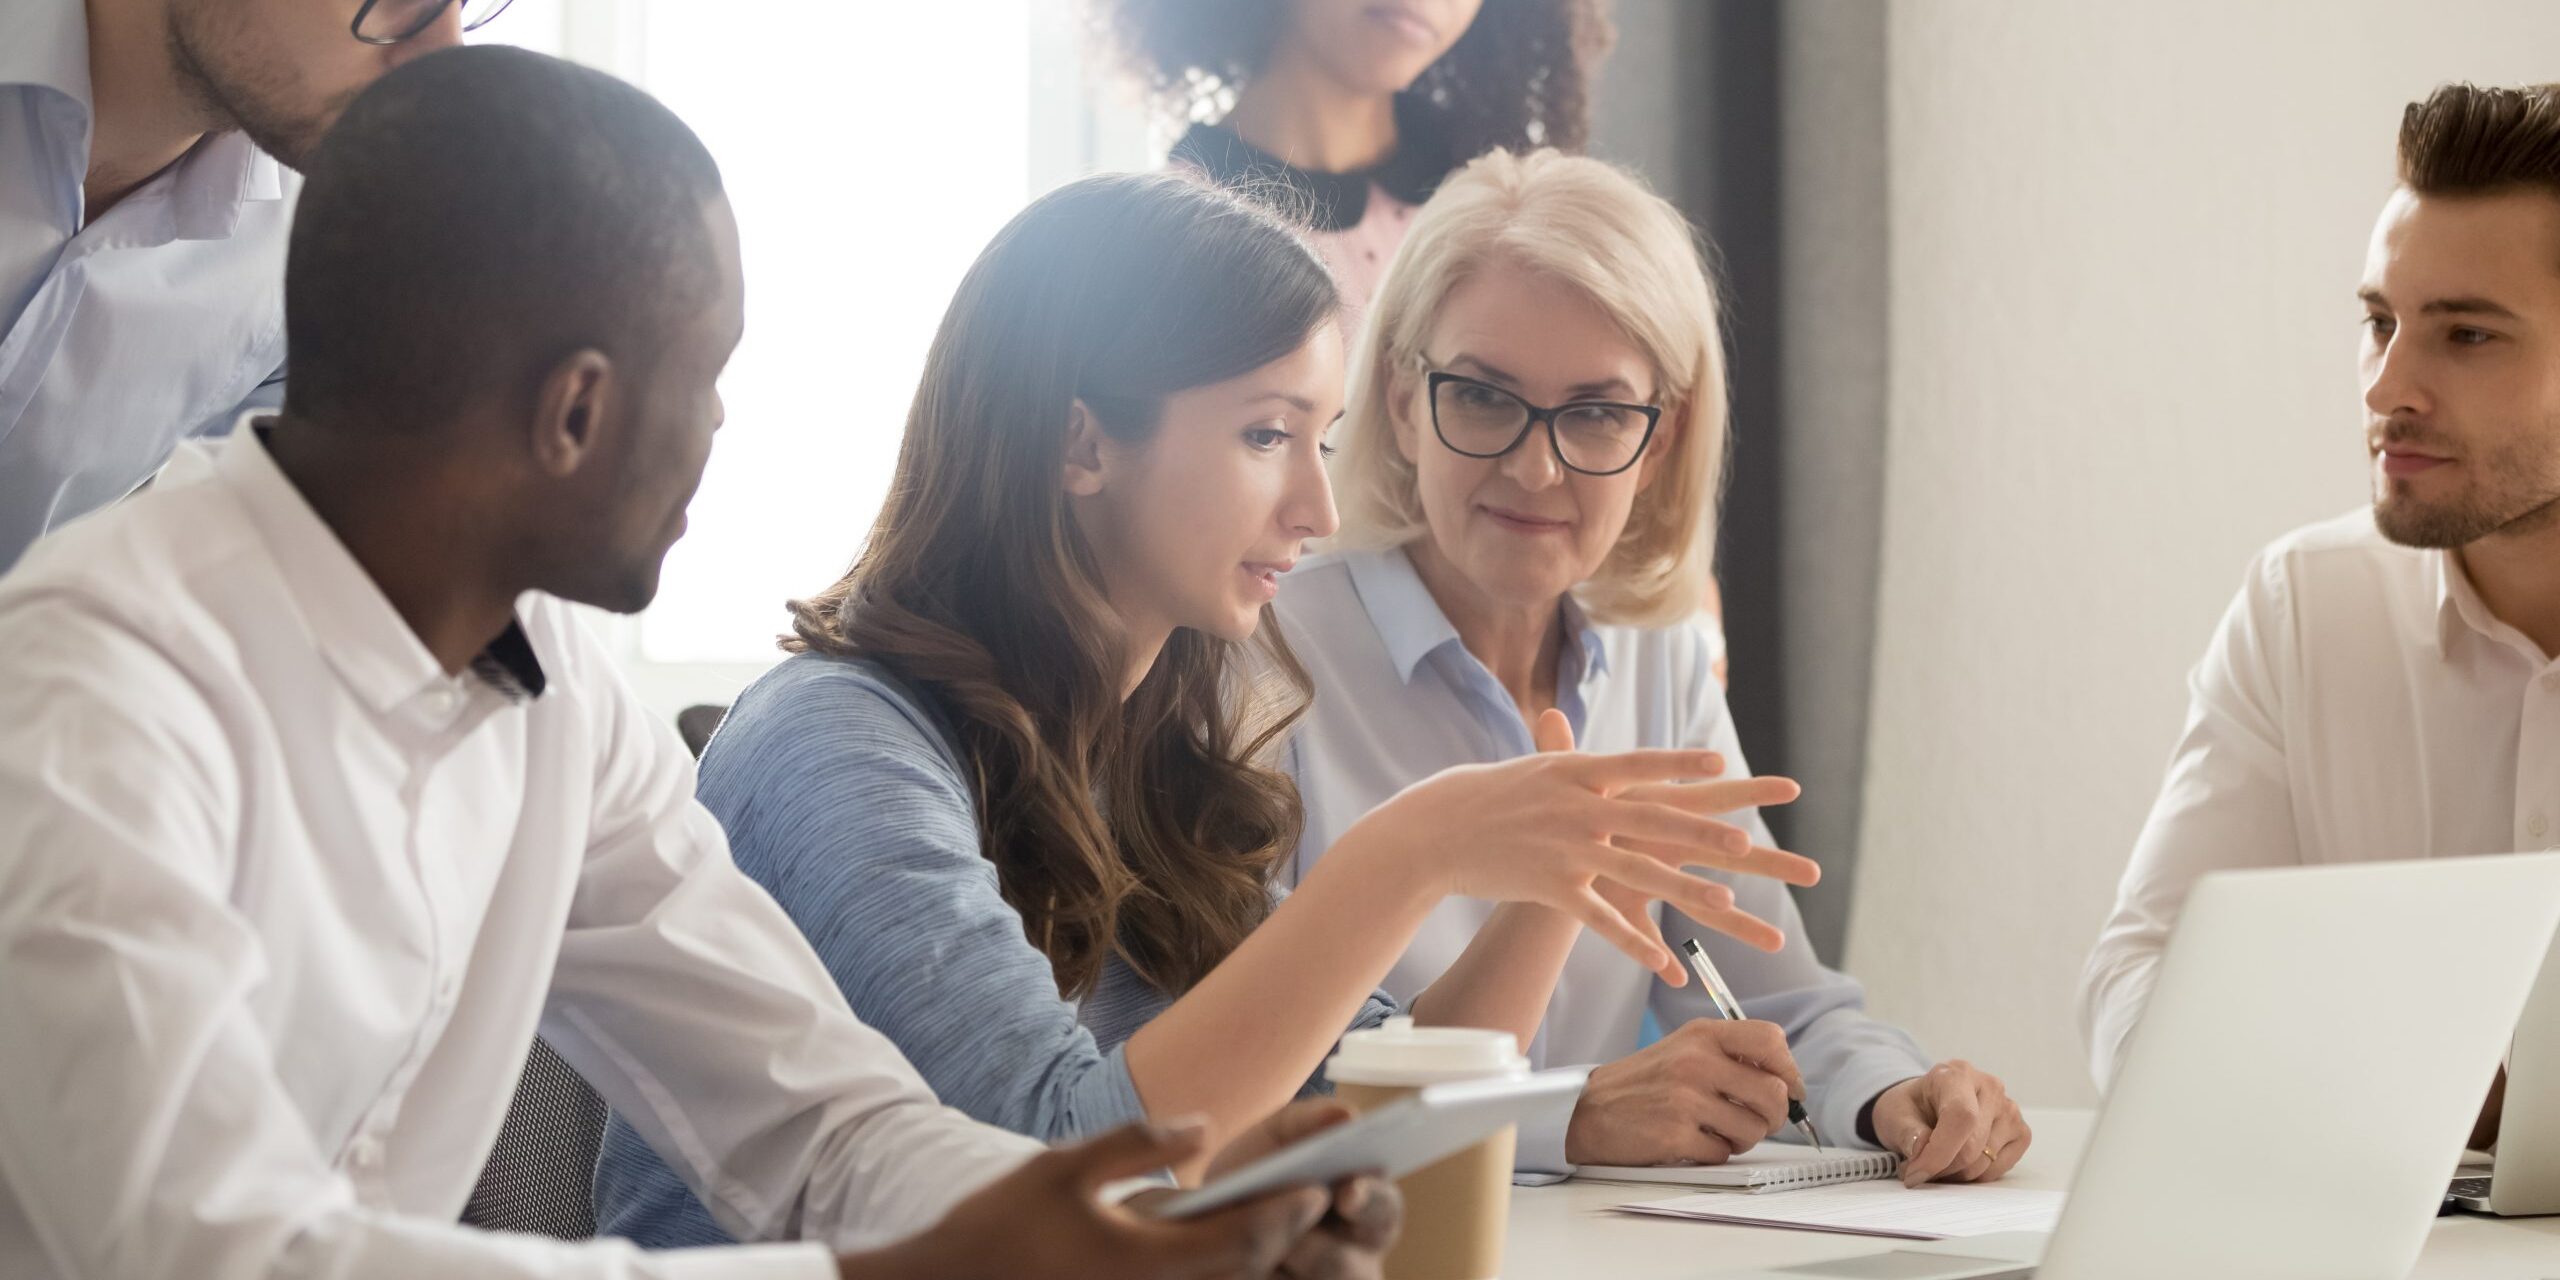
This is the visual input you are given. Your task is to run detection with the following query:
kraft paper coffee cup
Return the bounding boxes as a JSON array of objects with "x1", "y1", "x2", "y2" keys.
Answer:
[{"x1": 1326, "y1": 1017, "x2": 1530, "y2": 1280}]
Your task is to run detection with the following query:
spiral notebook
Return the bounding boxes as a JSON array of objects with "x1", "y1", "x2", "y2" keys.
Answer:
[{"x1": 1573, "y1": 1146, "x2": 1901, "y2": 1193}]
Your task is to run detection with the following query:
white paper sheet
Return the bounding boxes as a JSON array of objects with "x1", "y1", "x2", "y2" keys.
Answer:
[{"x1": 1615, "y1": 1182, "x2": 2066, "y2": 1240}]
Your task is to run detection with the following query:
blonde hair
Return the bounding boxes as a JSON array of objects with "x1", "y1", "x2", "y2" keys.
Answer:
[{"x1": 1330, "y1": 148, "x2": 1728, "y2": 627}]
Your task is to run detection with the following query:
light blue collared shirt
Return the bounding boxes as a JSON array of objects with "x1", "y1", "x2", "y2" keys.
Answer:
[
  {"x1": 0, "y1": 0, "x2": 292, "y2": 572},
  {"x1": 1274, "y1": 546, "x2": 1933, "y2": 1170}
]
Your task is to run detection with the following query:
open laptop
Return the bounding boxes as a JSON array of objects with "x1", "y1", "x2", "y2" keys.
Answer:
[
  {"x1": 1719, "y1": 852, "x2": 2560, "y2": 1280},
  {"x1": 2448, "y1": 902, "x2": 2560, "y2": 1216}
]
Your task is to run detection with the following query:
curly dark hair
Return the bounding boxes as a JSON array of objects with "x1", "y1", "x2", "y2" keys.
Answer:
[{"x1": 1092, "y1": 0, "x2": 1616, "y2": 160}]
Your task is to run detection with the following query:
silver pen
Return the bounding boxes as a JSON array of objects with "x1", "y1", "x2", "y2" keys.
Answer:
[{"x1": 1680, "y1": 937, "x2": 1824, "y2": 1152}]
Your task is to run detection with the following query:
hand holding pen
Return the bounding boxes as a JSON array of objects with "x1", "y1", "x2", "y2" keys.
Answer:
[
  {"x1": 1559, "y1": 944, "x2": 1823, "y2": 1166},
  {"x1": 1681, "y1": 937, "x2": 1824, "y2": 1152}
]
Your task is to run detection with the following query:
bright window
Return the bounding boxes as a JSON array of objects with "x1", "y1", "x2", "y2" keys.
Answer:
[{"x1": 480, "y1": 1, "x2": 1154, "y2": 715}]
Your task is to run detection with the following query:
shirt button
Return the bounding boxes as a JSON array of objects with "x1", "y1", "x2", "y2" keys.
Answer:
[
  {"x1": 350, "y1": 1134, "x2": 385, "y2": 1168},
  {"x1": 2530, "y1": 813, "x2": 2551, "y2": 840},
  {"x1": 2542, "y1": 671, "x2": 2560, "y2": 693}
]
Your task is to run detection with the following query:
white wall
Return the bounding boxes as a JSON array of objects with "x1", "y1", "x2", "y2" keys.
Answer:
[{"x1": 1847, "y1": 0, "x2": 2560, "y2": 1106}]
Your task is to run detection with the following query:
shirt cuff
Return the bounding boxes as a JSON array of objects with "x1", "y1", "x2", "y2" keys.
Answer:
[
  {"x1": 1510, "y1": 1071, "x2": 1588, "y2": 1175},
  {"x1": 1817, "y1": 1056, "x2": 1931, "y2": 1155},
  {"x1": 1302, "y1": 989, "x2": 1404, "y2": 1098}
]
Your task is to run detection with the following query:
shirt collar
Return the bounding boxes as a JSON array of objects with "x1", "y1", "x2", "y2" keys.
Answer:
[
  {"x1": 2433, "y1": 548, "x2": 2472, "y2": 657},
  {"x1": 184, "y1": 131, "x2": 285, "y2": 228},
  {"x1": 3, "y1": 0, "x2": 287, "y2": 242},
  {"x1": 1340, "y1": 544, "x2": 1610, "y2": 687},
  {"x1": 161, "y1": 131, "x2": 286, "y2": 240},
  {"x1": 216, "y1": 425, "x2": 548, "y2": 713},
  {"x1": 1168, "y1": 94, "x2": 1455, "y2": 234},
  {"x1": 2432, "y1": 544, "x2": 2549, "y2": 665}
]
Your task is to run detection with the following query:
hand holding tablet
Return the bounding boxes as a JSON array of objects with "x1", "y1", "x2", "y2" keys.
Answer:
[{"x1": 1153, "y1": 1067, "x2": 1590, "y2": 1218}]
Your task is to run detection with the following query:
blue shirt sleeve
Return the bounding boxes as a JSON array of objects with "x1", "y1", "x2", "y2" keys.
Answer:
[
  {"x1": 189, "y1": 363, "x2": 285, "y2": 439},
  {"x1": 709, "y1": 658, "x2": 1148, "y2": 1136},
  {"x1": 592, "y1": 656, "x2": 1146, "y2": 1247}
]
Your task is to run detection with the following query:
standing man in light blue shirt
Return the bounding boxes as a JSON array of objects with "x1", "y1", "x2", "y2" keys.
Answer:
[{"x1": 0, "y1": 0, "x2": 511, "y2": 571}]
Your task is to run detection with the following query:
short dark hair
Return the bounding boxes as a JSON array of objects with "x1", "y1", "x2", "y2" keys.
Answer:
[
  {"x1": 2398, "y1": 82, "x2": 2560, "y2": 196},
  {"x1": 283, "y1": 46, "x2": 724, "y2": 433}
]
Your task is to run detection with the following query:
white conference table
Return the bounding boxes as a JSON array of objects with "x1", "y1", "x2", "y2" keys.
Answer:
[{"x1": 1498, "y1": 1109, "x2": 2560, "y2": 1278}]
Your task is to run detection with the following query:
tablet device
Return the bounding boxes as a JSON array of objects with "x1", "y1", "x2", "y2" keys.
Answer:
[{"x1": 1150, "y1": 1067, "x2": 1588, "y2": 1219}]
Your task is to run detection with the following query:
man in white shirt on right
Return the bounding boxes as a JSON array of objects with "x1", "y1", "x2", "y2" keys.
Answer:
[{"x1": 2081, "y1": 82, "x2": 2560, "y2": 1146}]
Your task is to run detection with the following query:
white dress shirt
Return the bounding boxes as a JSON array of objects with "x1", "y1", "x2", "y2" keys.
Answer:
[
  {"x1": 1275, "y1": 547, "x2": 1932, "y2": 1170},
  {"x1": 2081, "y1": 509, "x2": 2560, "y2": 1090},
  {"x1": 0, "y1": 428, "x2": 1041, "y2": 1280},
  {"x1": 0, "y1": 0, "x2": 290, "y2": 572}
]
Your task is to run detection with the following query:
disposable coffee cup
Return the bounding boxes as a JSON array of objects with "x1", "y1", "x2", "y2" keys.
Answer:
[{"x1": 1326, "y1": 1017, "x2": 1529, "y2": 1280}]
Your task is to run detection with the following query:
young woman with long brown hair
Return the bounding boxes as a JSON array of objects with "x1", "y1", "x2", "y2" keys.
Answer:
[{"x1": 593, "y1": 170, "x2": 1813, "y2": 1249}]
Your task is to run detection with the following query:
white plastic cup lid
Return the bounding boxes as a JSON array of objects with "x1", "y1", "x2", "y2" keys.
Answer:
[{"x1": 1325, "y1": 1016, "x2": 1529, "y2": 1087}]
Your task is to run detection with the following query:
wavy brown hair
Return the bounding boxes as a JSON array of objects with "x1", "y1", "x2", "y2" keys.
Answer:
[
  {"x1": 1092, "y1": 0, "x2": 1616, "y2": 159},
  {"x1": 786, "y1": 173, "x2": 1341, "y2": 998}
]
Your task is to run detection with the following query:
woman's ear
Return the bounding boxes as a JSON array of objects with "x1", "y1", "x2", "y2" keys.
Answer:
[
  {"x1": 1634, "y1": 409, "x2": 1680, "y2": 492},
  {"x1": 1385, "y1": 364, "x2": 1424, "y2": 466},
  {"x1": 1062, "y1": 398, "x2": 1108, "y2": 497}
]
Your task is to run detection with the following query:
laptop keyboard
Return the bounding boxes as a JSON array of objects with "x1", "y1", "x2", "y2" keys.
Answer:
[{"x1": 2449, "y1": 1176, "x2": 2493, "y2": 1198}]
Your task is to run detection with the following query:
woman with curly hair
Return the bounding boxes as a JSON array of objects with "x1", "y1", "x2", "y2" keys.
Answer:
[
  {"x1": 590, "y1": 170, "x2": 1815, "y2": 1248},
  {"x1": 1096, "y1": 0, "x2": 1614, "y2": 324}
]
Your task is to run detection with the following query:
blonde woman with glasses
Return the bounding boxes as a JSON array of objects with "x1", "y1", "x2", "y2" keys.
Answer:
[{"x1": 1278, "y1": 149, "x2": 2031, "y2": 1186}]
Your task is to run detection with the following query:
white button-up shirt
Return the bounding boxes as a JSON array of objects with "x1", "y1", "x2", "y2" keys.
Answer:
[
  {"x1": 0, "y1": 0, "x2": 291, "y2": 572},
  {"x1": 0, "y1": 428, "x2": 1040, "y2": 1280},
  {"x1": 1275, "y1": 548, "x2": 1932, "y2": 1169},
  {"x1": 2081, "y1": 509, "x2": 2560, "y2": 1089}
]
